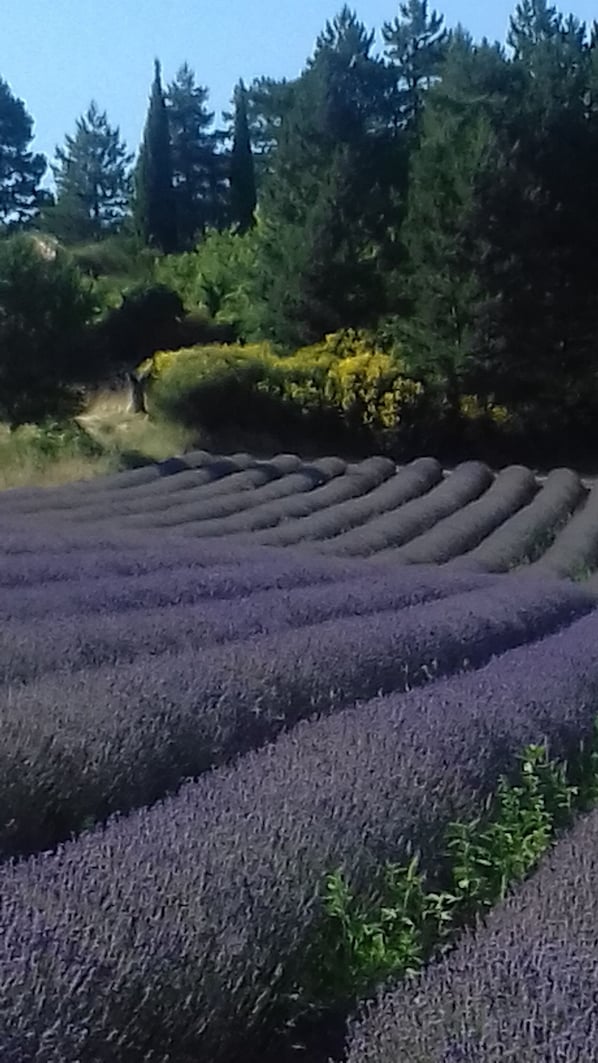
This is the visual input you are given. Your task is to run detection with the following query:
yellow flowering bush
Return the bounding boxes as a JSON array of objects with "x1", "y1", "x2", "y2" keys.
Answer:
[
  {"x1": 326, "y1": 351, "x2": 423, "y2": 431},
  {"x1": 459, "y1": 394, "x2": 513, "y2": 428},
  {"x1": 142, "y1": 330, "x2": 423, "y2": 443}
]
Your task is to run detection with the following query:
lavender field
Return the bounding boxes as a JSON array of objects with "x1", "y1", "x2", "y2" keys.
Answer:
[
  {"x1": 2, "y1": 449, "x2": 598, "y2": 1061},
  {"x1": 0, "y1": 449, "x2": 597, "y2": 576}
]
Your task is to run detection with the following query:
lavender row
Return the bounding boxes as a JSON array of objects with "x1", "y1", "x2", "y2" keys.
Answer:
[
  {"x1": 3, "y1": 605, "x2": 598, "y2": 1061},
  {"x1": 0, "y1": 569, "x2": 494, "y2": 685},
  {"x1": 0, "y1": 522, "x2": 290, "y2": 560},
  {"x1": 105, "y1": 456, "x2": 347, "y2": 527},
  {"x1": 0, "y1": 547, "x2": 379, "y2": 621},
  {"x1": 528, "y1": 478, "x2": 598, "y2": 579},
  {"x1": 59, "y1": 454, "x2": 311, "y2": 523},
  {"x1": 316, "y1": 461, "x2": 491, "y2": 558},
  {"x1": 376, "y1": 465, "x2": 537, "y2": 565},
  {"x1": 117, "y1": 458, "x2": 340, "y2": 526},
  {"x1": 167, "y1": 456, "x2": 393, "y2": 540},
  {"x1": 0, "y1": 576, "x2": 589, "y2": 860},
  {"x1": 17, "y1": 456, "x2": 346, "y2": 533},
  {"x1": 0, "y1": 454, "x2": 280, "y2": 522},
  {"x1": 453, "y1": 466, "x2": 585, "y2": 573},
  {"x1": 166, "y1": 458, "x2": 428, "y2": 542},
  {"x1": 0, "y1": 448, "x2": 220, "y2": 511},
  {"x1": 259, "y1": 457, "x2": 444, "y2": 547},
  {"x1": 232, "y1": 458, "x2": 397, "y2": 546},
  {"x1": 347, "y1": 806, "x2": 598, "y2": 1063},
  {"x1": 0, "y1": 536, "x2": 358, "y2": 588}
]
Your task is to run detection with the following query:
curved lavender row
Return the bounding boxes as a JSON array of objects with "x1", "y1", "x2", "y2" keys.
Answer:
[
  {"x1": 378, "y1": 466, "x2": 538, "y2": 565},
  {"x1": 0, "y1": 569, "x2": 495, "y2": 685},
  {"x1": 0, "y1": 451, "x2": 212, "y2": 510},
  {"x1": 0, "y1": 454, "x2": 274, "y2": 523},
  {"x1": 123, "y1": 452, "x2": 302, "y2": 500},
  {"x1": 451, "y1": 466, "x2": 585, "y2": 573},
  {"x1": 317, "y1": 461, "x2": 492, "y2": 558},
  {"x1": 0, "y1": 549, "x2": 379, "y2": 620},
  {"x1": 0, "y1": 448, "x2": 221, "y2": 511},
  {"x1": 347, "y1": 807, "x2": 598, "y2": 1063},
  {"x1": 168, "y1": 457, "x2": 388, "y2": 539},
  {"x1": 3, "y1": 608, "x2": 598, "y2": 1061},
  {"x1": 0, "y1": 537, "x2": 365, "y2": 588},
  {"x1": 259, "y1": 457, "x2": 444, "y2": 547},
  {"x1": 118, "y1": 456, "x2": 347, "y2": 528},
  {"x1": 54, "y1": 454, "x2": 302, "y2": 524},
  {"x1": 0, "y1": 522, "x2": 169, "y2": 555},
  {"x1": 526, "y1": 479, "x2": 598, "y2": 579},
  {"x1": 72, "y1": 449, "x2": 251, "y2": 498},
  {"x1": 0, "y1": 577, "x2": 589, "y2": 860},
  {"x1": 232, "y1": 457, "x2": 397, "y2": 547}
]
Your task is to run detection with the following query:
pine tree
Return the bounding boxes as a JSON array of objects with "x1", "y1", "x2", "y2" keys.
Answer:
[
  {"x1": 399, "y1": 34, "x2": 515, "y2": 410},
  {"x1": 382, "y1": 0, "x2": 448, "y2": 129},
  {"x1": 48, "y1": 101, "x2": 132, "y2": 241},
  {"x1": 244, "y1": 77, "x2": 295, "y2": 166},
  {"x1": 507, "y1": 0, "x2": 561, "y2": 61},
  {"x1": 229, "y1": 80, "x2": 256, "y2": 233},
  {"x1": 0, "y1": 76, "x2": 46, "y2": 227},
  {"x1": 402, "y1": 107, "x2": 498, "y2": 412},
  {"x1": 477, "y1": 4, "x2": 598, "y2": 413},
  {"x1": 134, "y1": 60, "x2": 177, "y2": 253},
  {"x1": 256, "y1": 10, "x2": 394, "y2": 347},
  {"x1": 166, "y1": 62, "x2": 221, "y2": 247}
]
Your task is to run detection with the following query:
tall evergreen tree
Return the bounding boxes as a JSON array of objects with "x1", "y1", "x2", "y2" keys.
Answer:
[
  {"x1": 256, "y1": 9, "x2": 396, "y2": 347},
  {"x1": 134, "y1": 60, "x2": 177, "y2": 253},
  {"x1": 48, "y1": 101, "x2": 132, "y2": 241},
  {"x1": 0, "y1": 76, "x2": 46, "y2": 227},
  {"x1": 507, "y1": 0, "x2": 561, "y2": 60},
  {"x1": 382, "y1": 0, "x2": 448, "y2": 129},
  {"x1": 166, "y1": 63, "x2": 221, "y2": 247},
  {"x1": 475, "y1": 3, "x2": 598, "y2": 414},
  {"x1": 229, "y1": 80, "x2": 256, "y2": 233},
  {"x1": 399, "y1": 33, "x2": 519, "y2": 409},
  {"x1": 244, "y1": 77, "x2": 295, "y2": 168}
]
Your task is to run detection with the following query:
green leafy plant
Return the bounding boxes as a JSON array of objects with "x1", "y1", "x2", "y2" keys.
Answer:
[{"x1": 296, "y1": 724, "x2": 598, "y2": 1015}]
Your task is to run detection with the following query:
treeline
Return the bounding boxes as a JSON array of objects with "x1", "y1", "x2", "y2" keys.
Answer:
[
  {"x1": 0, "y1": 57, "x2": 255, "y2": 249},
  {"x1": 1, "y1": 0, "x2": 598, "y2": 458}
]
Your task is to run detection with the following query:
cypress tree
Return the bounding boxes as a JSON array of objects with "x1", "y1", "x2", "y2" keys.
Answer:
[
  {"x1": 229, "y1": 79, "x2": 257, "y2": 233},
  {"x1": 134, "y1": 59, "x2": 177, "y2": 253}
]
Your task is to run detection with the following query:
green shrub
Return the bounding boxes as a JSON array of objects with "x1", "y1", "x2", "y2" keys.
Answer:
[
  {"x1": 144, "y1": 331, "x2": 423, "y2": 449},
  {"x1": 89, "y1": 281, "x2": 186, "y2": 373},
  {"x1": 70, "y1": 237, "x2": 140, "y2": 279},
  {"x1": 154, "y1": 227, "x2": 261, "y2": 339},
  {"x1": 147, "y1": 344, "x2": 294, "y2": 435},
  {"x1": 0, "y1": 234, "x2": 96, "y2": 424}
]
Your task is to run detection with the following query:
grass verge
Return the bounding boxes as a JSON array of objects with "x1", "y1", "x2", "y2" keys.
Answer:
[{"x1": 0, "y1": 392, "x2": 197, "y2": 492}]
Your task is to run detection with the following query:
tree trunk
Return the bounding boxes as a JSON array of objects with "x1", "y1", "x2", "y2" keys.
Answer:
[{"x1": 127, "y1": 371, "x2": 149, "y2": 414}]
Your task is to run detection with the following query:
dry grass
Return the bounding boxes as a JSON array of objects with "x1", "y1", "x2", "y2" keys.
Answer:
[
  {"x1": 0, "y1": 453, "x2": 118, "y2": 491},
  {"x1": 0, "y1": 389, "x2": 197, "y2": 493},
  {"x1": 0, "y1": 423, "x2": 120, "y2": 491},
  {"x1": 78, "y1": 387, "x2": 196, "y2": 461}
]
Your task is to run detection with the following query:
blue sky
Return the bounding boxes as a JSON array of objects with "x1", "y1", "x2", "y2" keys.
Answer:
[{"x1": 1, "y1": 0, "x2": 596, "y2": 168}]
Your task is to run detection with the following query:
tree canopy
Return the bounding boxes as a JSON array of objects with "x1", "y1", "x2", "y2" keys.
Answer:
[
  {"x1": 47, "y1": 102, "x2": 132, "y2": 241},
  {"x1": 0, "y1": 76, "x2": 46, "y2": 227}
]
